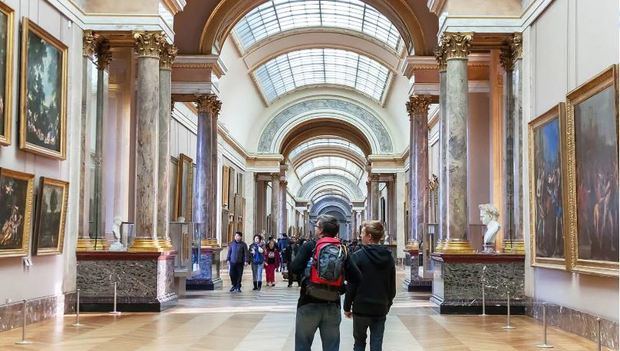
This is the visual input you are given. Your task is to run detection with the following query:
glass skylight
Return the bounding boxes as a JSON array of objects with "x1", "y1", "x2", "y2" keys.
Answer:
[
  {"x1": 254, "y1": 48, "x2": 390, "y2": 103},
  {"x1": 233, "y1": 0, "x2": 403, "y2": 52},
  {"x1": 288, "y1": 137, "x2": 365, "y2": 159}
]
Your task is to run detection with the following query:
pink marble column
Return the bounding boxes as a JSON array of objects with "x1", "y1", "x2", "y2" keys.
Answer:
[{"x1": 436, "y1": 46, "x2": 448, "y2": 251}]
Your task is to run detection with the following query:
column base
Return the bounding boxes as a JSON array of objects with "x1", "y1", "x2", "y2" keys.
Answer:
[
  {"x1": 158, "y1": 239, "x2": 174, "y2": 251},
  {"x1": 186, "y1": 277, "x2": 223, "y2": 291},
  {"x1": 76, "y1": 238, "x2": 95, "y2": 251},
  {"x1": 129, "y1": 238, "x2": 164, "y2": 252},
  {"x1": 434, "y1": 239, "x2": 446, "y2": 253},
  {"x1": 186, "y1": 247, "x2": 222, "y2": 290},
  {"x1": 442, "y1": 238, "x2": 475, "y2": 254},
  {"x1": 200, "y1": 238, "x2": 219, "y2": 248},
  {"x1": 502, "y1": 240, "x2": 525, "y2": 254},
  {"x1": 406, "y1": 277, "x2": 433, "y2": 292}
]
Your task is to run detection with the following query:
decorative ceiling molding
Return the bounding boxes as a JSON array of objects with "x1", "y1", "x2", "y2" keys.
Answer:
[{"x1": 298, "y1": 174, "x2": 364, "y2": 200}]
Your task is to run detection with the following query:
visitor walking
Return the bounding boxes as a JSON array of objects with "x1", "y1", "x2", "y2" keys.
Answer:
[
  {"x1": 277, "y1": 233, "x2": 290, "y2": 272},
  {"x1": 226, "y1": 232, "x2": 249, "y2": 292},
  {"x1": 285, "y1": 236, "x2": 302, "y2": 287},
  {"x1": 264, "y1": 238, "x2": 281, "y2": 287},
  {"x1": 344, "y1": 221, "x2": 396, "y2": 351},
  {"x1": 249, "y1": 234, "x2": 265, "y2": 291},
  {"x1": 290, "y1": 215, "x2": 361, "y2": 351}
]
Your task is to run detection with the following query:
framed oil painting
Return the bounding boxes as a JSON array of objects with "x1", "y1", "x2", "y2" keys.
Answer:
[
  {"x1": 0, "y1": 168, "x2": 34, "y2": 257},
  {"x1": 0, "y1": 2, "x2": 14, "y2": 146},
  {"x1": 528, "y1": 103, "x2": 567, "y2": 270},
  {"x1": 33, "y1": 177, "x2": 68, "y2": 255},
  {"x1": 566, "y1": 65, "x2": 619, "y2": 277},
  {"x1": 174, "y1": 154, "x2": 194, "y2": 220},
  {"x1": 19, "y1": 18, "x2": 68, "y2": 159}
]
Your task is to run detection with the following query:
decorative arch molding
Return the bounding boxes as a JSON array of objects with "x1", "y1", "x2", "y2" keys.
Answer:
[
  {"x1": 258, "y1": 98, "x2": 394, "y2": 154},
  {"x1": 298, "y1": 174, "x2": 364, "y2": 200},
  {"x1": 290, "y1": 146, "x2": 367, "y2": 170},
  {"x1": 311, "y1": 197, "x2": 352, "y2": 217}
]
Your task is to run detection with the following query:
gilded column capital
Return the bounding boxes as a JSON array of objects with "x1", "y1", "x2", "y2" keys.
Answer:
[
  {"x1": 406, "y1": 95, "x2": 431, "y2": 121},
  {"x1": 434, "y1": 45, "x2": 447, "y2": 72},
  {"x1": 133, "y1": 31, "x2": 165, "y2": 58},
  {"x1": 195, "y1": 94, "x2": 221, "y2": 116},
  {"x1": 440, "y1": 32, "x2": 473, "y2": 60},
  {"x1": 159, "y1": 42, "x2": 178, "y2": 70},
  {"x1": 83, "y1": 30, "x2": 99, "y2": 58},
  {"x1": 500, "y1": 32, "x2": 523, "y2": 71},
  {"x1": 95, "y1": 38, "x2": 112, "y2": 71}
]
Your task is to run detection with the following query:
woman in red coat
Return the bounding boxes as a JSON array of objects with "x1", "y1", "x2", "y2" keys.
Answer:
[{"x1": 264, "y1": 238, "x2": 280, "y2": 287}]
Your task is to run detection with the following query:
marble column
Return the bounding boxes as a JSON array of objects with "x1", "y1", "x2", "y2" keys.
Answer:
[
  {"x1": 441, "y1": 32, "x2": 474, "y2": 254},
  {"x1": 77, "y1": 31, "x2": 97, "y2": 251},
  {"x1": 436, "y1": 46, "x2": 448, "y2": 252},
  {"x1": 279, "y1": 180, "x2": 288, "y2": 235},
  {"x1": 500, "y1": 40, "x2": 515, "y2": 252},
  {"x1": 508, "y1": 34, "x2": 524, "y2": 253},
  {"x1": 157, "y1": 42, "x2": 177, "y2": 250},
  {"x1": 271, "y1": 174, "x2": 280, "y2": 236},
  {"x1": 351, "y1": 209, "x2": 357, "y2": 238},
  {"x1": 129, "y1": 31, "x2": 165, "y2": 252},
  {"x1": 209, "y1": 96, "x2": 220, "y2": 246},
  {"x1": 370, "y1": 175, "x2": 380, "y2": 220}
]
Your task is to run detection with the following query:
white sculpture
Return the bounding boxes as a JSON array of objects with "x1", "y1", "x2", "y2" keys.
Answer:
[
  {"x1": 109, "y1": 216, "x2": 125, "y2": 251},
  {"x1": 479, "y1": 204, "x2": 500, "y2": 253}
]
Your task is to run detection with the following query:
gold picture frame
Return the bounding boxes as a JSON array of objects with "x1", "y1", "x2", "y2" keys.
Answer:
[
  {"x1": 174, "y1": 153, "x2": 194, "y2": 220},
  {"x1": 0, "y1": 2, "x2": 14, "y2": 146},
  {"x1": 0, "y1": 168, "x2": 34, "y2": 258},
  {"x1": 565, "y1": 64, "x2": 619, "y2": 277},
  {"x1": 19, "y1": 17, "x2": 68, "y2": 159},
  {"x1": 528, "y1": 103, "x2": 568, "y2": 270},
  {"x1": 33, "y1": 177, "x2": 68, "y2": 255}
]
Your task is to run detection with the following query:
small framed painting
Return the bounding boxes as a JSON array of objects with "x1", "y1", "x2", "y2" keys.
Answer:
[
  {"x1": 0, "y1": 2, "x2": 14, "y2": 146},
  {"x1": 175, "y1": 153, "x2": 194, "y2": 220},
  {"x1": 565, "y1": 65, "x2": 619, "y2": 277},
  {"x1": 528, "y1": 103, "x2": 567, "y2": 270},
  {"x1": 0, "y1": 168, "x2": 34, "y2": 258},
  {"x1": 19, "y1": 17, "x2": 68, "y2": 159},
  {"x1": 33, "y1": 177, "x2": 68, "y2": 255}
]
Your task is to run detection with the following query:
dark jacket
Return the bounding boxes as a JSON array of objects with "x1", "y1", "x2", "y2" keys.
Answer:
[
  {"x1": 249, "y1": 243, "x2": 264, "y2": 265},
  {"x1": 227, "y1": 240, "x2": 249, "y2": 264},
  {"x1": 290, "y1": 238, "x2": 362, "y2": 308},
  {"x1": 344, "y1": 244, "x2": 396, "y2": 317}
]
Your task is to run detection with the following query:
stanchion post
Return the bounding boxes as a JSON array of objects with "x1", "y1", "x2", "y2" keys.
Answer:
[
  {"x1": 597, "y1": 317, "x2": 602, "y2": 351},
  {"x1": 536, "y1": 303, "x2": 554, "y2": 348},
  {"x1": 15, "y1": 299, "x2": 32, "y2": 345},
  {"x1": 480, "y1": 266, "x2": 487, "y2": 316},
  {"x1": 72, "y1": 289, "x2": 83, "y2": 327},
  {"x1": 502, "y1": 291, "x2": 515, "y2": 330},
  {"x1": 109, "y1": 281, "x2": 121, "y2": 316}
]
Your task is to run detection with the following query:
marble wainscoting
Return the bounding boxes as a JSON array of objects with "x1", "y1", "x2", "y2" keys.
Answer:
[
  {"x1": 431, "y1": 253, "x2": 525, "y2": 314},
  {"x1": 76, "y1": 251, "x2": 177, "y2": 312},
  {"x1": 186, "y1": 247, "x2": 222, "y2": 290},
  {"x1": 0, "y1": 293, "x2": 68, "y2": 333},
  {"x1": 404, "y1": 251, "x2": 433, "y2": 292},
  {"x1": 528, "y1": 301, "x2": 619, "y2": 350}
]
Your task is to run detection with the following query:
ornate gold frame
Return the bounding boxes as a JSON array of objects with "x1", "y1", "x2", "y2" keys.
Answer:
[
  {"x1": 33, "y1": 177, "x2": 68, "y2": 255},
  {"x1": 174, "y1": 153, "x2": 194, "y2": 220},
  {"x1": 565, "y1": 64, "x2": 619, "y2": 277},
  {"x1": 0, "y1": 168, "x2": 34, "y2": 258},
  {"x1": 0, "y1": 2, "x2": 14, "y2": 146},
  {"x1": 528, "y1": 103, "x2": 568, "y2": 270},
  {"x1": 19, "y1": 17, "x2": 68, "y2": 159}
]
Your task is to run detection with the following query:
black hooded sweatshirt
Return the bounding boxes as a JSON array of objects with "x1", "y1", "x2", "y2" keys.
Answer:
[{"x1": 343, "y1": 244, "x2": 396, "y2": 317}]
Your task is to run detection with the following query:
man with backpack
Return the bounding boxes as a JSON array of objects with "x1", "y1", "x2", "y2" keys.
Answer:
[
  {"x1": 290, "y1": 215, "x2": 361, "y2": 351},
  {"x1": 344, "y1": 221, "x2": 396, "y2": 351}
]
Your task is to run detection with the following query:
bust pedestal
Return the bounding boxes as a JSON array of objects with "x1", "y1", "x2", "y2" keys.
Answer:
[{"x1": 186, "y1": 247, "x2": 222, "y2": 290}]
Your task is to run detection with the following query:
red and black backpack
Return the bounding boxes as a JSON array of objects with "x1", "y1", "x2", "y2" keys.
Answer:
[{"x1": 305, "y1": 237, "x2": 348, "y2": 301}]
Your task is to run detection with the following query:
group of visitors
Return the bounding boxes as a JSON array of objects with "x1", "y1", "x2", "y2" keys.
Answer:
[{"x1": 227, "y1": 214, "x2": 396, "y2": 351}]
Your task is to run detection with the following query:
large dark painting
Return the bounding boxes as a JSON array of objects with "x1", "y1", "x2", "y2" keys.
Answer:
[
  {"x1": 0, "y1": 2, "x2": 13, "y2": 146},
  {"x1": 0, "y1": 168, "x2": 34, "y2": 257},
  {"x1": 529, "y1": 104, "x2": 566, "y2": 269},
  {"x1": 19, "y1": 18, "x2": 67, "y2": 159},
  {"x1": 567, "y1": 65, "x2": 619, "y2": 276},
  {"x1": 33, "y1": 177, "x2": 68, "y2": 255}
]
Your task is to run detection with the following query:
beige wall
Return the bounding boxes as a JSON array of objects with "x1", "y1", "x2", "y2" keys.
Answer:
[
  {"x1": 523, "y1": 0, "x2": 619, "y2": 320},
  {"x1": 72, "y1": 0, "x2": 158, "y2": 14},
  {"x1": 467, "y1": 92, "x2": 491, "y2": 227},
  {"x1": 0, "y1": 0, "x2": 83, "y2": 302}
]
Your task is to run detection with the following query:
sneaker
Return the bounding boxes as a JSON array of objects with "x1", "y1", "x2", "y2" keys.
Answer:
[
  {"x1": 236, "y1": 288, "x2": 242, "y2": 293},
  {"x1": 229, "y1": 287, "x2": 236, "y2": 292}
]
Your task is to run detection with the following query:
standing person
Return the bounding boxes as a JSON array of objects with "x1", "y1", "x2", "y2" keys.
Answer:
[
  {"x1": 226, "y1": 232, "x2": 249, "y2": 293},
  {"x1": 344, "y1": 221, "x2": 396, "y2": 351},
  {"x1": 278, "y1": 233, "x2": 290, "y2": 272},
  {"x1": 264, "y1": 238, "x2": 280, "y2": 287},
  {"x1": 290, "y1": 215, "x2": 362, "y2": 351},
  {"x1": 249, "y1": 234, "x2": 265, "y2": 291},
  {"x1": 285, "y1": 236, "x2": 302, "y2": 287}
]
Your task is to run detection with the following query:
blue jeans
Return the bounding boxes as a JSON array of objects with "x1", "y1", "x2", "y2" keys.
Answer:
[
  {"x1": 251, "y1": 263, "x2": 263, "y2": 282},
  {"x1": 295, "y1": 303, "x2": 341, "y2": 351},
  {"x1": 353, "y1": 315, "x2": 386, "y2": 351}
]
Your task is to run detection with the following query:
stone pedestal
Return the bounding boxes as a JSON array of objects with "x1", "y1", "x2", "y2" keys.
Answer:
[
  {"x1": 430, "y1": 253, "x2": 525, "y2": 314},
  {"x1": 404, "y1": 250, "x2": 432, "y2": 292},
  {"x1": 76, "y1": 251, "x2": 177, "y2": 312},
  {"x1": 186, "y1": 247, "x2": 222, "y2": 290}
]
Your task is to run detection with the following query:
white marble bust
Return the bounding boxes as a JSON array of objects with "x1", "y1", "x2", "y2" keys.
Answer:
[
  {"x1": 109, "y1": 216, "x2": 125, "y2": 251},
  {"x1": 479, "y1": 204, "x2": 501, "y2": 246}
]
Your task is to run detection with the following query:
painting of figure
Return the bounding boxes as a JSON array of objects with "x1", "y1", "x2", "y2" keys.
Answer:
[
  {"x1": 529, "y1": 104, "x2": 565, "y2": 268},
  {"x1": 0, "y1": 3, "x2": 13, "y2": 146},
  {"x1": 573, "y1": 84, "x2": 619, "y2": 263},
  {"x1": 0, "y1": 168, "x2": 34, "y2": 258},
  {"x1": 19, "y1": 18, "x2": 67, "y2": 159},
  {"x1": 33, "y1": 177, "x2": 68, "y2": 255}
]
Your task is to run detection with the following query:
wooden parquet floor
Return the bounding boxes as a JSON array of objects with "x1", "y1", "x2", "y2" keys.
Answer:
[{"x1": 0, "y1": 270, "x2": 609, "y2": 351}]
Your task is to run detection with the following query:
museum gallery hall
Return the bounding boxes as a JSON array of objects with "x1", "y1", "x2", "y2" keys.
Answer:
[{"x1": 0, "y1": 0, "x2": 618, "y2": 350}]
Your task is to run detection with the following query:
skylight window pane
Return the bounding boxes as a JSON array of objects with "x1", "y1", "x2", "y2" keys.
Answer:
[{"x1": 233, "y1": 0, "x2": 403, "y2": 52}]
